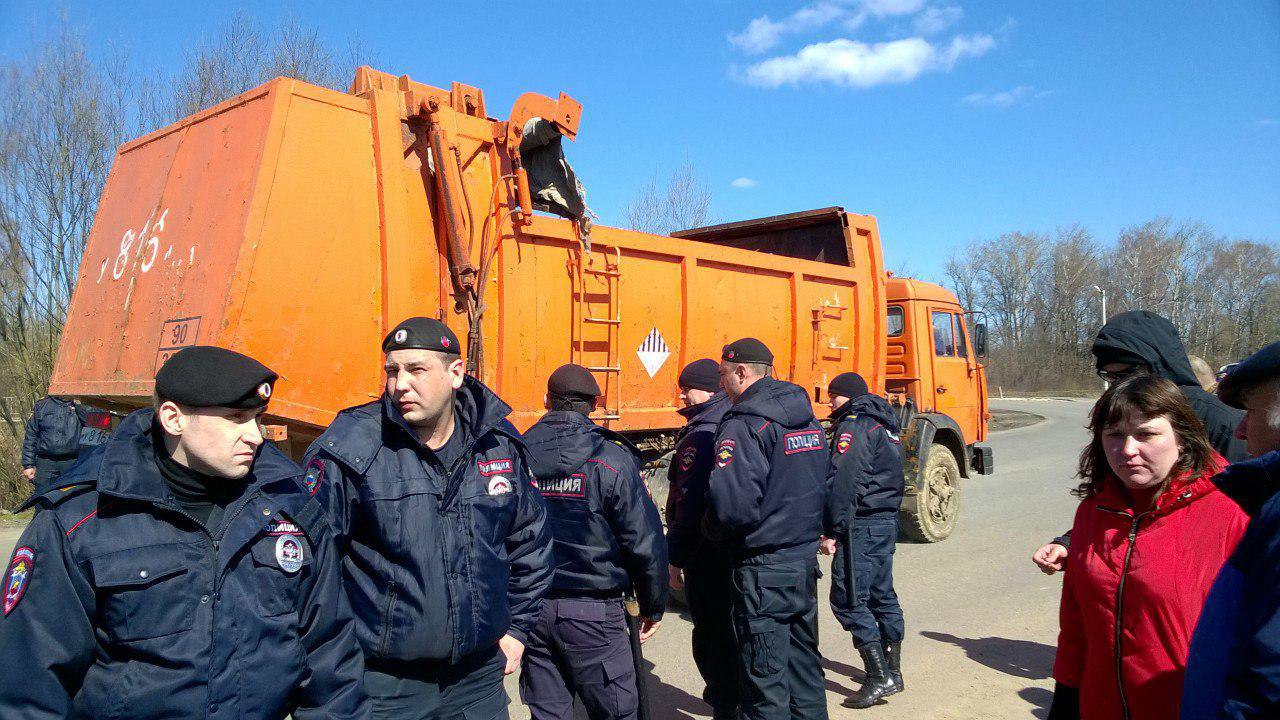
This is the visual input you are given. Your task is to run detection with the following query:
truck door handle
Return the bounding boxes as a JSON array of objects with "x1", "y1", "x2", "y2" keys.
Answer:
[{"x1": 936, "y1": 386, "x2": 947, "y2": 394}]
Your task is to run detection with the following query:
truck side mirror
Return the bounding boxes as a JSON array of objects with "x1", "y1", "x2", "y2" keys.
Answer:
[{"x1": 973, "y1": 322, "x2": 988, "y2": 358}]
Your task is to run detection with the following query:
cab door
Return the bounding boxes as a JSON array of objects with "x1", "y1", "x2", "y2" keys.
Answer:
[{"x1": 927, "y1": 309, "x2": 978, "y2": 444}]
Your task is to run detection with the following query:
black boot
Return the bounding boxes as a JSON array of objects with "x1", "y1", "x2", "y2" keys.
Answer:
[
  {"x1": 885, "y1": 641, "x2": 905, "y2": 692},
  {"x1": 842, "y1": 643, "x2": 899, "y2": 709}
]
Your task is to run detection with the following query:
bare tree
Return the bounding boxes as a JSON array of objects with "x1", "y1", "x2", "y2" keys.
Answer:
[{"x1": 623, "y1": 160, "x2": 713, "y2": 235}]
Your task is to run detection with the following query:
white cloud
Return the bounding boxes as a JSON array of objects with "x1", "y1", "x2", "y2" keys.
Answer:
[
  {"x1": 743, "y1": 33, "x2": 995, "y2": 89},
  {"x1": 913, "y1": 5, "x2": 963, "y2": 35},
  {"x1": 960, "y1": 85, "x2": 1051, "y2": 108},
  {"x1": 729, "y1": 2, "x2": 846, "y2": 54},
  {"x1": 729, "y1": 0, "x2": 929, "y2": 54},
  {"x1": 731, "y1": 177, "x2": 759, "y2": 189}
]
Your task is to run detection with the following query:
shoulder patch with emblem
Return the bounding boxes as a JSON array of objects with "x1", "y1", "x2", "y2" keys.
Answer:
[
  {"x1": 487, "y1": 475, "x2": 513, "y2": 495},
  {"x1": 678, "y1": 446, "x2": 698, "y2": 472},
  {"x1": 836, "y1": 432, "x2": 853, "y2": 455},
  {"x1": 716, "y1": 439, "x2": 736, "y2": 468},
  {"x1": 303, "y1": 459, "x2": 324, "y2": 496},
  {"x1": 3, "y1": 547, "x2": 35, "y2": 615},
  {"x1": 478, "y1": 458, "x2": 513, "y2": 477}
]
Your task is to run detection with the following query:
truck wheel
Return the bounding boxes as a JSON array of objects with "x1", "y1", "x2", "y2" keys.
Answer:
[{"x1": 900, "y1": 443, "x2": 961, "y2": 542}]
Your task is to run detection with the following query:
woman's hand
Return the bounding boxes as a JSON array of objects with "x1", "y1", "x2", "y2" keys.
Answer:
[{"x1": 1032, "y1": 542, "x2": 1068, "y2": 574}]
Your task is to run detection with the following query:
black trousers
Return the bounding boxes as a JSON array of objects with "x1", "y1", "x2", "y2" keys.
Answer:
[
  {"x1": 730, "y1": 556, "x2": 828, "y2": 720},
  {"x1": 33, "y1": 456, "x2": 76, "y2": 493},
  {"x1": 364, "y1": 647, "x2": 509, "y2": 720},
  {"x1": 519, "y1": 597, "x2": 638, "y2": 720},
  {"x1": 685, "y1": 543, "x2": 741, "y2": 717},
  {"x1": 830, "y1": 515, "x2": 904, "y2": 647}
]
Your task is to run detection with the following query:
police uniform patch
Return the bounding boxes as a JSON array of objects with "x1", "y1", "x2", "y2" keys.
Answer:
[
  {"x1": 3, "y1": 547, "x2": 35, "y2": 615},
  {"x1": 783, "y1": 429, "x2": 824, "y2": 455},
  {"x1": 478, "y1": 458, "x2": 513, "y2": 476},
  {"x1": 487, "y1": 476, "x2": 513, "y2": 495},
  {"x1": 268, "y1": 520, "x2": 302, "y2": 536},
  {"x1": 837, "y1": 432, "x2": 853, "y2": 455},
  {"x1": 716, "y1": 439, "x2": 736, "y2": 468},
  {"x1": 678, "y1": 446, "x2": 697, "y2": 472},
  {"x1": 275, "y1": 535, "x2": 304, "y2": 573},
  {"x1": 535, "y1": 474, "x2": 586, "y2": 499},
  {"x1": 303, "y1": 459, "x2": 324, "y2": 496}
]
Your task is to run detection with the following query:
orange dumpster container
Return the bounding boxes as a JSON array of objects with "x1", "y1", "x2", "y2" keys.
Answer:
[{"x1": 51, "y1": 69, "x2": 886, "y2": 451}]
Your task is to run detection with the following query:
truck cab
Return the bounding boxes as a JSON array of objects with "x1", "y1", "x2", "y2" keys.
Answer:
[{"x1": 885, "y1": 276, "x2": 993, "y2": 542}]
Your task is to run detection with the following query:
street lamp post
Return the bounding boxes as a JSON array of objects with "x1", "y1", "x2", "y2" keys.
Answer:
[{"x1": 1092, "y1": 285, "x2": 1108, "y2": 391}]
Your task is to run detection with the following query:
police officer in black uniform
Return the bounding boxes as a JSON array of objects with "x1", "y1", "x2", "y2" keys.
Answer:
[
  {"x1": 821, "y1": 372, "x2": 905, "y2": 709},
  {"x1": 666, "y1": 358, "x2": 740, "y2": 719},
  {"x1": 21, "y1": 395, "x2": 86, "y2": 491},
  {"x1": 707, "y1": 339, "x2": 829, "y2": 720},
  {"x1": 304, "y1": 317, "x2": 554, "y2": 720},
  {"x1": 518, "y1": 363, "x2": 667, "y2": 720},
  {"x1": 0, "y1": 346, "x2": 369, "y2": 719}
]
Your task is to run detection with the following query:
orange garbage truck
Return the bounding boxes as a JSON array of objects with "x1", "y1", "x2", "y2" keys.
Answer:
[{"x1": 48, "y1": 68, "x2": 990, "y2": 541}]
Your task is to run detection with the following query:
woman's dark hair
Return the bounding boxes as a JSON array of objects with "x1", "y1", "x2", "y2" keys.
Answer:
[
  {"x1": 1074, "y1": 374, "x2": 1215, "y2": 499},
  {"x1": 549, "y1": 393, "x2": 596, "y2": 415}
]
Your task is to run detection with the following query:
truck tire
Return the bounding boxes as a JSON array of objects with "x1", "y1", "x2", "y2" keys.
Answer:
[{"x1": 900, "y1": 443, "x2": 961, "y2": 542}]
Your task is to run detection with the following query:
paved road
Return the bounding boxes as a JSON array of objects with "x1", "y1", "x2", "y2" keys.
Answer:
[{"x1": 0, "y1": 398, "x2": 1093, "y2": 719}]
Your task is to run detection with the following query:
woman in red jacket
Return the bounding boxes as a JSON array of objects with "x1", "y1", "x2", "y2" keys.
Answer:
[{"x1": 1049, "y1": 375, "x2": 1249, "y2": 720}]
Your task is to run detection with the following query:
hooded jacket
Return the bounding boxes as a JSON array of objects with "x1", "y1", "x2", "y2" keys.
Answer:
[
  {"x1": 1053, "y1": 454, "x2": 1247, "y2": 720},
  {"x1": 1094, "y1": 311, "x2": 1246, "y2": 461},
  {"x1": 824, "y1": 392, "x2": 904, "y2": 535},
  {"x1": 523, "y1": 411, "x2": 668, "y2": 620},
  {"x1": 0, "y1": 409, "x2": 368, "y2": 720},
  {"x1": 1181, "y1": 451, "x2": 1280, "y2": 720},
  {"x1": 304, "y1": 376, "x2": 553, "y2": 664},
  {"x1": 666, "y1": 392, "x2": 731, "y2": 569},
  {"x1": 706, "y1": 377, "x2": 828, "y2": 560}
]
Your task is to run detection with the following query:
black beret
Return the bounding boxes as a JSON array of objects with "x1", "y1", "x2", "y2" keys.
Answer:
[
  {"x1": 828, "y1": 372, "x2": 869, "y2": 399},
  {"x1": 1218, "y1": 340, "x2": 1280, "y2": 409},
  {"x1": 722, "y1": 337, "x2": 773, "y2": 365},
  {"x1": 678, "y1": 359, "x2": 720, "y2": 392},
  {"x1": 548, "y1": 363, "x2": 602, "y2": 398},
  {"x1": 155, "y1": 346, "x2": 277, "y2": 409},
  {"x1": 383, "y1": 317, "x2": 461, "y2": 354}
]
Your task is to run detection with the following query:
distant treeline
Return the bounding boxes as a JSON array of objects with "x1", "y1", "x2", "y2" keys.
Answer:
[{"x1": 944, "y1": 220, "x2": 1279, "y2": 393}]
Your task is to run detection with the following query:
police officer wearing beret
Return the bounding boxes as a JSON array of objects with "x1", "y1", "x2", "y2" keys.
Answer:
[
  {"x1": 0, "y1": 346, "x2": 369, "y2": 719},
  {"x1": 304, "y1": 317, "x2": 553, "y2": 719},
  {"x1": 820, "y1": 372, "x2": 905, "y2": 709},
  {"x1": 518, "y1": 364, "x2": 667, "y2": 720},
  {"x1": 666, "y1": 359, "x2": 741, "y2": 719},
  {"x1": 707, "y1": 339, "x2": 829, "y2": 720}
]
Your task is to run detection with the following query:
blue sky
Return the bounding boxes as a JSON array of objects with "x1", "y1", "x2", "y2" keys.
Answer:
[{"x1": 3, "y1": 0, "x2": 1278, "y2": 280}]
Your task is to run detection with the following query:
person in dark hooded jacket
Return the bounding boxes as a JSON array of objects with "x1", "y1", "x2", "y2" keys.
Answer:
[
  {"x1": 666, "y1": 359, "x2": 739, "y2": 719},
  {"x1": 518, "y1": 364, "x2": 667, "y2": 720},
  {"x1": 708, "y1": 338, "x2": 829, "y2": 720},
  {"x1": 821, "y1": 372, "x2": 906, "y2": 710},
  {"x1": 305, "y1": 318, "x2": 552, "y2": 720},
  {"x1": 1033, "y1": 311, "x2": 1247, "y2": 574}
]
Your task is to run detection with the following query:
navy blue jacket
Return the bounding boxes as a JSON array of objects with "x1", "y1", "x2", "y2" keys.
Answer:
[
  {"x1": 705, "y1": 378, "x2": 828, "y2": 560},
  {"x1": 21, "y1": 396, "x2": 84, "y2": 466},
  {"x1": 305, "y1": 376, "x2": 553, "y2": 664},
  {"x1": 665, "y1": 392, "x2": 731, "y2": 569},
  {"x1": 0, "y1": 409, "x2": 368, "y2": 720},
  {"x1": 523, "y1": 411, "x2": 668, "y2": 619},
  {"x1": 824, "y1": 393, "x2": 904, "y2": 535},
  {"x1": 1182, "y1": 451, "x2": 1280, "y2": 719}
]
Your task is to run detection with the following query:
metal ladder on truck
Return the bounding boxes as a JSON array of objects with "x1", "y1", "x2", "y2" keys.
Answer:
[{"x1": 570, "y1": 245, "x2": 622, "y2": 425}]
